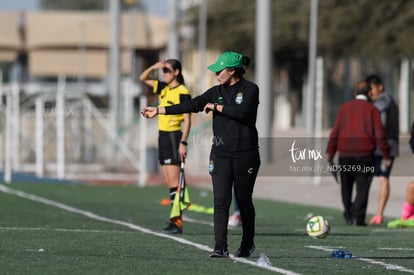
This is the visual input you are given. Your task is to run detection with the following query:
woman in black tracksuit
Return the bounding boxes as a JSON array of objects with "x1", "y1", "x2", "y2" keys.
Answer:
[{"x1": 142, "y1": 51, "x2": 260, "y2": 258}]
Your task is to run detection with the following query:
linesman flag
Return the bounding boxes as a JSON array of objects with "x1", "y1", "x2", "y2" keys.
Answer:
[{"x1": 170, "y1": 162, "x2": 191, "y2": 219}]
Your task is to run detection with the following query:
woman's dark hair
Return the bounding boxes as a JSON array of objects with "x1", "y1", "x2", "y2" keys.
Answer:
[
  {"x1": 166, "y1": 59, "x2": 185, "y2": 85},
  {"x1": 234, "y1": 56, "x2": 251, "y2": 76},
  {"x1": 242, "y1": 56, "x2": 251, "y2": 66}
]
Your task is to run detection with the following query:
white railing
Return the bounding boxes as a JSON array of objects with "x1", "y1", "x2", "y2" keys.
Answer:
[{"x1": 0, "y1": 79, "x2": 149, "y2": 186}]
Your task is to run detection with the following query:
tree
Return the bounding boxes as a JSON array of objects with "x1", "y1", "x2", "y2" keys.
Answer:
[
  {"x1": 40, "y1": 0, "x2": 142, "y2": 10},
  {"x1": 186, "y1": 0, "x2": 414, "y2": 127},
  {"x1": 192, "y1": 0, "x2": 414, "y2": 61},
  {"x1": 40, "y1": 0, "x2": 107, "y2": 10}
]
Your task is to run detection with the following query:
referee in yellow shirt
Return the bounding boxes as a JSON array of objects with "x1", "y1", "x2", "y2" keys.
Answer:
[{"x1": 139, "y1": 59, "x2": 191, "y2": 234}]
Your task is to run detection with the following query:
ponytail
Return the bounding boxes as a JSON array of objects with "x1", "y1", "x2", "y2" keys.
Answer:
[
  {"x1": 242, "y1": 56, "x2": 251, "y2": 66},
  {"x1": 234, "y1": 55, "x2": 251, "y2": 76},
  {"x1": 177, "y1": 73, "x2": 185, "y2": 85}
]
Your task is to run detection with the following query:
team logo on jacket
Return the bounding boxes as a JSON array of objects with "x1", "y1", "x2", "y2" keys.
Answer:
[
  {"x1": 208, "y1": 160, "x2": 214, "y2": 173},
  {"x1": 235, "y1": 92, "x2": 243, "y2": 104}
]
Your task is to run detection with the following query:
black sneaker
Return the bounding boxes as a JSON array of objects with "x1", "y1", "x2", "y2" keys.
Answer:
[
  {"x1": 234, "y1": 243, "x2": 256, "y2": 258},
  {"x1": 353, "y1": 221, "x2": 367, "y2": 227},
  {"x1": 209, "y1": 246, "x2": 229, "y2": 258},
  {"x1": 161, "y1": 222, "x2": 182, "y2": 234},
  {"x1": 343, "y1": 213, "x2": 353, "y2": 225}
]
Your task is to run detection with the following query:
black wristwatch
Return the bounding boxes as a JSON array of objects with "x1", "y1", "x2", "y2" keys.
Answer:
[
  {"x1": 214, "y1": 103, "x2": 218, "y2": 112},
  {"x1": 180, "y1": 141, "x2": 188, "y2": 146}
]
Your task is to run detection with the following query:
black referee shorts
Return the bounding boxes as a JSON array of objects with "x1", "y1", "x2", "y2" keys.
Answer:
[{"x1": 158, "y1": 130, "x2": 182, "y2": 165}]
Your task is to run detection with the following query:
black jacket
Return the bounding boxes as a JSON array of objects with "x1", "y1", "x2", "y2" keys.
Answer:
[{"x1": 165, "y1": 78, "x2": 259, "y2": 157}]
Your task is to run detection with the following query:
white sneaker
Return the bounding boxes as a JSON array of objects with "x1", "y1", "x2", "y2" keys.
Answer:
[{"x1": 228, "y1": 213, "x2": 242, "y2": 227}]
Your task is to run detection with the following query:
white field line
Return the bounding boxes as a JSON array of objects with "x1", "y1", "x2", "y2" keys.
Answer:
[
  {"x1": 0, "y1": 185, "x2": 300, "y2": 275},
  {"x1": 373, "y1": 228, "x2": 414, "y2": 233},
  {"x1": 379, "y1": 248, "x2": 414, "y2": 251},
  {"x1": 306, "y1": 245, "x2": 414, "y2": 274},
  {"x1": 0, "y1": 219, "x2": 217, "y2": 233},
  {"x1": 182, "y1": 215, "x2": 239, "y2": 231},
  {"x1": 182, "y1": 215, "x2": 214, "y2": 227},
  {"x1": 183, "y1": 215, "x2": 238, "y2": 231},
  {"x1": 0, "y1": 226, "x2": 136, "y2": 234}
]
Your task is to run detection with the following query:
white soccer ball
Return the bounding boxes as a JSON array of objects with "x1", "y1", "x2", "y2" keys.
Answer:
[{"x1": 306, "y1": 215, "x2": 330, "y2": 239}]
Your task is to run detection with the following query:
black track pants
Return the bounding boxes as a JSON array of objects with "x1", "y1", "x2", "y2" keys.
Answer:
[
  {"x1": 339, "y1": 156, "x2": 375, "y2": 224},
  {"x1": 209, "y1": 150, "x2": 260, "y2": 249}
]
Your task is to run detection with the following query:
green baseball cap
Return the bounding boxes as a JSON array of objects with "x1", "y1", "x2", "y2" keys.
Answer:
[{"x1": 207, "y1": 51, "x2": 243, "y2": 72}]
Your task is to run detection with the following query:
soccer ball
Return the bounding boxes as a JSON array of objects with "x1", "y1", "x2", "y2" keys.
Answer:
[{"x1": 306, "y1": 215, "x2": 330, "y2": 239}]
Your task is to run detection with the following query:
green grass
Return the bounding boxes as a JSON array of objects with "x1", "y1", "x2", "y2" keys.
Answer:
[{"x1": 1, "y1": 182, "x2": 414, "y2": 275}]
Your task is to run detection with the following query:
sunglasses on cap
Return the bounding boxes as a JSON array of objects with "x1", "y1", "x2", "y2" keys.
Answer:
[{"x1": 162, "y1": 67, "x2": 172, "y2": 74}]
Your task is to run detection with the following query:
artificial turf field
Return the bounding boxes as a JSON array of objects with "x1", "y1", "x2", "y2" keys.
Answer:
[{"x1": 1, "y1": 182, "x2": 414, "y2": 275}]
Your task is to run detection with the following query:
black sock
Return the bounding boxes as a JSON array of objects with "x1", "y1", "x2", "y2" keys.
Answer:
[{"x1": 169, "y1": 187, "x2": 177, "y2": 207}]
